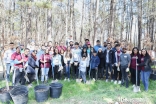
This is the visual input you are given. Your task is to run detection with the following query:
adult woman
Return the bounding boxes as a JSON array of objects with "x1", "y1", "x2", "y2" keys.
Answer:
[
  {"x1": 137, "y1": 49, "x2": 152, "y2": 91},
  {"x1": 27, "y1": 50, "x2": 38, "y2": 86},
  {"x1": 81, "y1": 47, "x2": 87, "y2": 57},
  {"x1": 52, "y1": 48, "x2": 62, "y2": 81},
  {"x1": 40, "y1": 48, "x2": 51, "y2": 83},
  {"x1": 64, "y1": 46, "x2": 72, "y2": 81},
  {"x1": 130, "y1": 47, "x2": 141, "y2": 90}
]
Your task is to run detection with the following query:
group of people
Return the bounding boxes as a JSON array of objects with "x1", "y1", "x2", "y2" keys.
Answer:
[{"x1": 2, "y1": 35, "x2": 155, "y2": 92}]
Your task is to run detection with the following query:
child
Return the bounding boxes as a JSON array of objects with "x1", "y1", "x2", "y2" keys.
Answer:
[
  {"x1": 79, "y1": 55, "x2": 88, "y2": 83},
  {"x1": 90, "y1": 50, "x2": 100, "y2": 81}
]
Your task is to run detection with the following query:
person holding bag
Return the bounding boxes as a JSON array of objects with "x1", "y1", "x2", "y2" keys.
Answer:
[{"x1": 137, "y1": 49, "x2": 152, "y2": 91}]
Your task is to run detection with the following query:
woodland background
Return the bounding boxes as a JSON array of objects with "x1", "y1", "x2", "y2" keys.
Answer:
[{"x1": 0, "y1": 0, "x2": 156, "y2": 50}]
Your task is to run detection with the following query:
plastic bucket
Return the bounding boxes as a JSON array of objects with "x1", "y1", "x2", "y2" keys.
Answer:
[
  {"x1": 0, "y1": 86, "x2": 13, "y2": 103},
  {"x1": 10, "y1": 85, "x2": 28, "y2": 104},
  {"x1": 34, "y1": 84, "x2": 49, "y2": 102},
  {"x1": 49, "y1": 83, "x2": 63, "y2": 98}
]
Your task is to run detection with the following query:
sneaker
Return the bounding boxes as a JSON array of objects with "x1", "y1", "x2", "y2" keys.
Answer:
[
  {"x1": 64, "y1": 78, "x2": 67, "y2": 81},
  {"x1": 132, "y1": 84, "x2": 135, "y2": 88},
  {"x1": 67, "y1": 78, "x2": 70, "y2": 82},
  {"x1": 137, "y1": 86, "x2": 141, "y2": 92},
  {"x1": 93, "y1": 78, "x2": 95, "y2": 82},
  {"x1": 28, "y1": 84, "x2": 32, "y2": 88},
  {"x1": 106, "y1": 79, "x2": 108, "y2": 82},
  {"x1": 114, "y1": 80, "x2": 117, "y2": 84},
  {"x1": 55, "y1": 79, "x2": 58, "y2": 82},
  {"x1": 118, "y1": 81, "x2": 121, "y2": 84},
  {"x1": 111, "y1": 80, "x2": 114, "y2": 82}
]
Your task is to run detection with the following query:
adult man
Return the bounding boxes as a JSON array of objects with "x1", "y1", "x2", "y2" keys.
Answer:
[
  {"x1": 58, "y1": 42, "x2": 67, "y2": 53},
  {"x1": 83, "y1": 39, "x2": 89, "y2": 48},
  {"x1": 71, "y1": 42, "x2": 81, "y2": 79},
  {"x1": 104, "y1": 43, "x2": 115, "y2": 82},
  {"x1": 3, "y1": 42, "x2": 15, "y2": 81},
  {"x1": 94, "y1": 40, "x2": 102, "y2": 53},
  {"x1": 102, "y1": 41, "x2": 107, "y2": 52},
  {"x1": 66, "y1": 35, "x2": 74, "y2": 47},
  {"x1": 119, "y1": 47, "x2": 131, "y2": 88},
  {"x1": 11, "y1": 47, "x2": 28, "y2": 85}
]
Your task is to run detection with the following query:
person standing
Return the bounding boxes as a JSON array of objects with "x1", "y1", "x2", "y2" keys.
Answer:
[
  {"x1": 102, "y1": 41, "x2": 107, "y2": 52},
  {"x1": 71, "y1": 42, "x2": 81, "y2": 79},
  {"x1": 130, "y1": 47, "x2": 141, "y2": 90},
  {"x1": 40, "y1": 48, "x2": 51, "y2": 84},
  {"x1": 3, "y1": 42, "x2": 15, "y2": 81},
  {"x1": 83, "y1": 39, "x2": 89, "y2": 48},
  {"x1": 97, "y1": 48, "x2": 105, "y2": 79},
  {"x1": 119, "y1": 47, "x2": 131, "y2": 88},
  {"x1": 137, "y1": 49, "x2": 152, "y2": 91},
  {"x1": 79, "y1": 55, "x2": 88, "y2": 83},
  {"x1": 104, "y1": 43, "x2": 115, "y2": 82},
  {"x1": 114, "y1": 44, "x2": 122, "y2": 84},
  {"x1": 94, "y1": 40, "x2": 102, "y2": 53},
  {"x1": 64, "y1": 47, "x2": 72, "y2": 81},
  {"x1": 90, "y1": 50, "x2": 100, "y2": 81},
  {"x1": 52, "y1": 48, "x2": 62, "y2": 81},
  {"x1": 11, "y1": 47, "x2": 25, "y2": 85}
]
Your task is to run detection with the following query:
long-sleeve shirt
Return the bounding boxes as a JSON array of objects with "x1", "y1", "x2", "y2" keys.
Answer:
[
  {"x1": 3, "y1": 49, "x2": 15, "y2": 63},
  {"x1": 71, "y1": 48, "x2": 81, "y2": 63},
  {"x1": 79, "y1": 59, "x2": 87, "y2": 72},
  {"x1": 52, "y1": 54, "x2": 62, "y2": 66}
]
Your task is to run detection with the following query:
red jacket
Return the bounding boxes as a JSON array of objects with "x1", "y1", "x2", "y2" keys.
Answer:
[{"x1": 40, "y1": 54, "x2": 51, "y2": 68}]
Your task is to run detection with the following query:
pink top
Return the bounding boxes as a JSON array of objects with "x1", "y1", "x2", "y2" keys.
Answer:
[
  {"x1": 56, "y1": 46, "x2": 67, "y2": 53},
  {"x1": 11, "y1": 52, "x2": 23, "y2": 68},
  {"x1": 40, "y1": 54, "x2": 51, "y2": 68}
]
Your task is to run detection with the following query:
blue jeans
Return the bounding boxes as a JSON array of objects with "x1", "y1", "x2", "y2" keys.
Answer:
[
  {"x1": 5, "y1": 63, "x2": 11, "y2": 81},
  {"x1": 80, "y1": 71, "x2": 86, "y2": 83},
  {"x1": 41, "y1": 68, "x2": 49, "y2": 81},
  {"x1": 141, "y1": 71, "x2": 151, "y2": 91},
  {"x1": 105, "y1": 63, "x2": 113, "y2": 79},
  {"x1": 65, "y1": 64, "x2": 70, "y2": 79}
]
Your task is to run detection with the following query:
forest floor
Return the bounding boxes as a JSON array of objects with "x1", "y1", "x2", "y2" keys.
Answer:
[{"x1": 0, "y1": 76, "x2": 156, "y2": 104}]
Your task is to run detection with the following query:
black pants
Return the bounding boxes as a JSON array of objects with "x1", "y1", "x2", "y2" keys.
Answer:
[
  {"x1": 71, "y1": 63, "x2": 79, "y2": 79},
  {"x1": 14, "y1": 69, "x2": 26, "y2": 85},
  {"x1": 90, "y1": 69, "x2": 97, "y2": 79},
  {"x1": 54, "y1": 65, "x2": 61, "y2": 80},
  {"x1": 98, "y1": 67, "x2": 104, "y2": 78},
  {"x1": 114, "y1": 66, "x2": 122, "y2": 80},
  {"x1": 48, "y1": 66, "x2": 52, "y2": 78},
  {"x1": 121, "y1": 66, "x2": 129, "y2": 87},
  {"x1": 38, "y1": 60, "x2": 41, "y2": 77},
  {"x1": 130, "y1": 68, "x2": 140, "y2": 86},
  {"x1": 27, "y1": 73, "x2": 35, "y2": 84}
]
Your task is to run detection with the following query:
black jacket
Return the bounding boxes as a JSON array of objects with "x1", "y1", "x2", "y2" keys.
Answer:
[
  {"x1": 104, "y1": 49, "x2": 115, "y2": 64},
  {"x1": 138, "y1": 56, "x2": 152, "y2": 72},
  {"x1": 98, "y1": 52, "x2": 105, "y2": 67}
]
